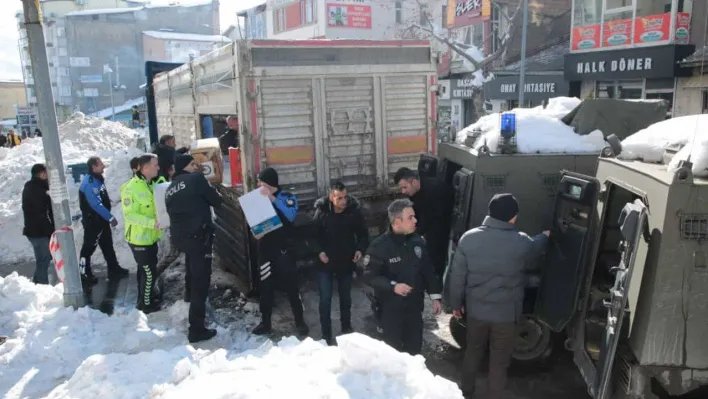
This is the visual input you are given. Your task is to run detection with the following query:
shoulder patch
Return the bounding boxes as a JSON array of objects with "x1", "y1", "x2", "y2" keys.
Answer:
[
  {"x1": 123, "y1": 198, "x2": 131, "y2": 206},
  {"x1": 286, "y1": 198, "x2": 295, "y2": 207},
  {"x1": 414, "y1": 246, "x2": 422, "y2": 259},
  {"x1": 363, "y1": 255, "x2": 370, "y2": 266}
]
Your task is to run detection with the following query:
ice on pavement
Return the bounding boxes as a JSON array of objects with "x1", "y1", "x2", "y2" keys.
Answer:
[
  {"x1": 0, "y1": 113, "x2": 143, "y2": 268},
  {"x1": 1, "y1": 273, "x2": 462, "y2": 398},
  {"x1": 455, "y1": 96, "x2": 607, "y2": 154},
  {"x1": 619, "y1": 114, "x2": 708, "y2": 165}
]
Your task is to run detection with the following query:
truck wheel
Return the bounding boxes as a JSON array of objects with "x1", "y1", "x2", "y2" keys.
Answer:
[{"x1": 448, "y1": 314, "x2": 554, "y2": 365}]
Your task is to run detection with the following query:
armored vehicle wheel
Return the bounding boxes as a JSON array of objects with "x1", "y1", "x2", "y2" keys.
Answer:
[{"x1": 449, "y1": 313, "x2": 553, "y2": 365}]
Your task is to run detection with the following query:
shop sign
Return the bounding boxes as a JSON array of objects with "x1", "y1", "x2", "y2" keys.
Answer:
[
  {"x1": 447, "y1": 0, "x2": 488, "y2": 29},
  {"x1": 327, "y1": 4, "x2": 372, "y2": 29},
  {"x1": 450, "y1": 78, "x2": 480, "y2": 99},
  {"x1": 564, "y1": 44, "x2": 695, "y2": 81},
  {"x1": 571, "y1": 12, "x2": 692, "y2": 51},
  {"x1": 484, "y1": 75, "x2": 569, "y2": 101}
]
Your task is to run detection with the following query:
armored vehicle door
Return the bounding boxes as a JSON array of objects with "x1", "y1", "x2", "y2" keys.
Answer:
[
  {"x1": 450, "y1": 168, "x2": 475, "y2": 244},
  {"x1": 534, "y1": 172, "x2": 601, "y2": 331},
  {"x1": 594, "y1": 199, "x2": 648, "y2": 399}
]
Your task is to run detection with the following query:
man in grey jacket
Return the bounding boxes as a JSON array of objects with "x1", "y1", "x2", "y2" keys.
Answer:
[{"x1": 446, "y1": 193, "x2": 549, "y2": 399}]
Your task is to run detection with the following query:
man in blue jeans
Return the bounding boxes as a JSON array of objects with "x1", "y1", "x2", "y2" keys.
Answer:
[
  {"x1": 21, "y1": 164, "x2": 55, "y2": 284},
  {"x1": 312, "y1": 181, "x2": 368, "y2": 345}
]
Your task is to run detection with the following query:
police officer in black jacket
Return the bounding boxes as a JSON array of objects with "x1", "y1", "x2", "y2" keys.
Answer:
[
  {"x1": 165, "y1": 154, "x2": 223, "y2": 343},
  {"x1": 363, "y1": 198, "x2": 442, "y2": 355},
  {"x1": 252, "y1": 167, "x2": 309, "y2": 336}
]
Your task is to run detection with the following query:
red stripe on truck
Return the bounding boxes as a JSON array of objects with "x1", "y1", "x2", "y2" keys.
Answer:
[
  {"x1": 251, "y1": 39, "x2": 430, "y2": 47},
  {"x1": 250, "y1": 80, "x2": 260, "y2": 174},
  {"x1": 430, "y1": 75, "x2": 437, "y2": 155}
]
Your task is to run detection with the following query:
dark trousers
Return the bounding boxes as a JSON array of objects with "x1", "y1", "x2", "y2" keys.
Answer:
[
  {"x1": 178, "y1": 232, "x2": 214, "y2": 333},
  {"x1": 315, "y1": 268, "x2": 353, "y2": 338},
  {"x1": 461, "y1": 318, "x2": 517, "y2": 399},
  {"x1": 28, "y1": 237, "x2": 52, "y2": 285},
  {"x1": 80, "y1": 221, "x2": 120, "y2": 275},
  {"x1": 380, "y1": 299, "x2": 424, "y2": 355},
  {"x1": 129, "y1": 243, "x2": 158, "y2": 308},
  {"x1": 259, "y1": 249, "x2": 304, "y2": 327}
]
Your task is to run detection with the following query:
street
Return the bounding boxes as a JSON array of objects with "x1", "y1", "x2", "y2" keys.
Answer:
[{"x1": 1, "y1": 259, "x2": 590, "y2": 398}]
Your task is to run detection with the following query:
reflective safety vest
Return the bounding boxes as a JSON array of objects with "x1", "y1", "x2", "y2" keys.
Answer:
[{"x1": 120, "y1": 176, "x2": 161, "y2": 245}]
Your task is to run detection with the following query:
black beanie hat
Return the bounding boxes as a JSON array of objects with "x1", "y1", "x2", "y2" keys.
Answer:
[
  {"x1": 174, "y1": 154, "x2": 194, "y2": 172},
  {"x1": 258, "y1": 167, "x2": 279, "y2": 187},
  {"x1": 488, "y1": 193, "x2": 519, "y2": 222}
]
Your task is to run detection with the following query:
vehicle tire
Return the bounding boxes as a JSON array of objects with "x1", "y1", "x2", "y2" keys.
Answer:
[{"x1": 448, "y1": 313, "x2": 554, "y2": 365}]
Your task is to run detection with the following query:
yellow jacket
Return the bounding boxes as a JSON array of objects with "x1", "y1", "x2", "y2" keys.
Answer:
[{"x1": 120, "y1": 176, "x2": 161, "y2": 245}]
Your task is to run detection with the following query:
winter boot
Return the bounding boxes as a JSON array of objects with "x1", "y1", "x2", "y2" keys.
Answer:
[
  {"x1": 108, "y1": 266, "x2": 129, "y2": 280},
  {"x1": 81, "y1": 272, "x2": 98, "y2": 286},
  {"x1": 252, "y1": 321, "x2": 272, "y2": 336},
  {"x1": 188, "y1": 328, "x2": 217, "y2": 344},
  {"x1": 137, "y1": 301, "x2": 162, "y2": 315},
  {"x1": 295, "y1": 320, "x2": 309, "y2": 336},
  {"x1": 341, "y1": 324, "x2": 353, "y2": 335}
]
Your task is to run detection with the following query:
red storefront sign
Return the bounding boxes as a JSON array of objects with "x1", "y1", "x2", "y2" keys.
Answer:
[
  {"x1": 634, "y1": 13, "x2": 671, "y2": 44},
  {"x1": 572, "y1": 25, "x2": 601, "y2": 50},
  {"x1": 572, "y1": 12, "x2": 691, "y2": 51},
  {"x1": 675, "y1": 12, "x2": 691, "y2": 44},
  {"x1": 603, "y1": 18, "x2": 632, "y2": 47},
  {"x1": 327, "y1": 4, "x2": 372, "y2": 29}
]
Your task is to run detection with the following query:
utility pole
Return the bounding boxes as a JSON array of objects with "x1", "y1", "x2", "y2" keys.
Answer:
[
  {"x1": 518, "y1": 0, "x2": 529, "y2": 107},
  {"x1": 21, "y1": 0, "x2": 83, "y2": 308},
  {"x1": 104, "y1": 64, "x2": 115, "y2": 121}
]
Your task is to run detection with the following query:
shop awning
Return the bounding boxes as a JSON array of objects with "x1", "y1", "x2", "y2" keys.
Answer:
[{"x1": 680, "y1": 75, "x2": 708, "y2": 88}]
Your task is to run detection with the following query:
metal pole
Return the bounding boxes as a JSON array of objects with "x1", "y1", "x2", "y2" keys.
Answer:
[
  {"x1": 21, "y1": 0, "x2": 83, "y2": 308},
  {"x1": 518, "y1": 0, "x2": 528, "y2": 107},
  {"x1": 108, "y1": 71, "x2": 115, "y2": 121}
]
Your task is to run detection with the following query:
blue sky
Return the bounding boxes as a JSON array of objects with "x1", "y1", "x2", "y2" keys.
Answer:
[{"x1": 0, "y1": 0, "x2": 264, "y2": 80}]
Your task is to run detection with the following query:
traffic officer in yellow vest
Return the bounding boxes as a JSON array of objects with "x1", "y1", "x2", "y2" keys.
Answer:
[{"x1": 121, "y1": 153, "x2": 163, "y2": 314}]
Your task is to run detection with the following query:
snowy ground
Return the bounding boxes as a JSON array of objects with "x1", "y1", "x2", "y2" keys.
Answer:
[{"x1": 1, "y1": 258, "x2": 590, "y2": 399}]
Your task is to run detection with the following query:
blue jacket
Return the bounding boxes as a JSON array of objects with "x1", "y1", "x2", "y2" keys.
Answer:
[
  {"x1": 259, "y1": 189, "x2": 298, "y2": 257},
  {"x1": 79, "y1": 173, "x2": 114, "y2": 223}
]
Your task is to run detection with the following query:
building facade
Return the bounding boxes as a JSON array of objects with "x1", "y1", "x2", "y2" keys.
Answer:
[
  {"x1": 564, "y1": 0, "x2": 698, "y2": 118},
  {"x1": 17, "y1": 1, "x2": 220, "y2": 114},
  {"x1": 142, "y1": 31, "x2": 230, "y2": 63},
  {"x1": 0, "y1": 80, "x2": 27, "y2": 120}
]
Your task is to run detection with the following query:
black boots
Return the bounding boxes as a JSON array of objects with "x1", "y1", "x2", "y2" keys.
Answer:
[
  {"x1": 108, "y1": 266, "x2": 129, "y2": 280},
  {"x1": 252, "y1": 322, "x2": 272, "y2": 336},
  {"x1": 188, "y1": 328, "x2": 217, "y2": 343}
]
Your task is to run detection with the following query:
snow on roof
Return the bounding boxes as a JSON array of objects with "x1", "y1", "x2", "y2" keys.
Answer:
[
  {"x1": 142, "y1": 31, "x2": 230, "y2": 43},
  {"x1": 89, "y1": 97, "x2": 145, "y2": 120},
  {"x1": 66, "y1": 7, "x2": 142, "y2": 17},
  {"x1": 66, "y1": 1, "x2": 213, "y2": 17},
  {"x1": 0, "y1": 119, "x2": 17, "y2": 127}
]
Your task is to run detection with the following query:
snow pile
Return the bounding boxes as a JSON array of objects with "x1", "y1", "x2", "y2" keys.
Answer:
[
  {"x1": 619, "y1": 114, "x2": 708, "y2": 163},
  {"x1": 455, "y1": 97, "x2": 606, "y2": 154},
  {"x1": 0, "y1": 113, "x2": 142, "y2": 266},
  {"x1": 0, "y1": 273, "x2": 461, "y2": 398}
]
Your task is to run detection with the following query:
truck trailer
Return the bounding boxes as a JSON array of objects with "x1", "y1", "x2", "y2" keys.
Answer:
[{"x1": 150, "y1": 39, "x2": 439, "y2": 293}]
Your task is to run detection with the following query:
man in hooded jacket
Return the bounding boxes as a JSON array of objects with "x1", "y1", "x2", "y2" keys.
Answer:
[
  {"x1": 22, "y1": 164, "x2": 55, "y2": 284},
  {"x1": 312, "y1": 181, "x2": 368, "y2": 344},
  {"x1": 152, "y1": 135, "x2": 176, "y2": 182},
  {"x1": 165, "y1": 154, "x2": 223, "y2": 343}
]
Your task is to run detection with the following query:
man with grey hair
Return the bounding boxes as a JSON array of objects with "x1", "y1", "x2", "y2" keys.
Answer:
[
  {"x1": 362, "y1": 198, "x2": 442, "y2": 355},
  {"x1": 218, "y1": 115, "x2": 239, "y2": 156}
]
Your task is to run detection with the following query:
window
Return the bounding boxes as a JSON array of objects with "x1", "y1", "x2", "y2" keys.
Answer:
[
  {"x1": 301, "y1": 0, "x2": 315, "y2": 25},
  {"x1": 58, "y1": 67, "x2": 69, "y2": 77},
  {"x1": 57, "y1": 27, "x2": 65, "y2": 37},
  {"x1": 59, "y1": 47, "x2": 67, "y2": 57},
  {"x1": 473, "y1": 23, "x2": 483, "y2": 47},
  {"x1": 273, "y1": 8, "x2": 286, "y2": 33},
  {"x1": 573, "y1": 0, "x2": 602, "y2": 26},
  {"x1": 395, "y1": 1, "x2": 403, "y2": 24},
  {"x1": 605, "y1": 0, "x2": 632, "y2": 12},
  {"x1": 419, "y1": 4, "x2": 428, "y2": 25},
  {"x1": 636, "y1": 0, "x2": 671, "y2": 18}
]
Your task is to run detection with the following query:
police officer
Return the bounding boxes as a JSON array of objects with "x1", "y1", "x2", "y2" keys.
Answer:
[
  {"x1": 363, "y1": 198, "x2": 442, "y2": 355},
  {"x1": 165, "y1": 154, "x2": 222, "y2": 343},
  {"x1": 252, "y1": 167, "x2": 309, "y2": 336},
  {"x1": 121, "y1": 154, "x2": 162, "y2": 314},
  {"x1": 79, "y1": 156, "x2": 129, "y2": 284}
]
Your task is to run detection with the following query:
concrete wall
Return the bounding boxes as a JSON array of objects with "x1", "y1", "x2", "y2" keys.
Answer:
[
  {"x1": 0, "y1": 81, "x2": 27, "y2": 120},
  {"x1": 674, "y1": 69, "x2": 707, "y2": 117}
]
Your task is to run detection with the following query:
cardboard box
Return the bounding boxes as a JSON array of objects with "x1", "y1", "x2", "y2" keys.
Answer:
[
  {"x1": 153, "y1": 182, "x2": 171, "y2": 229},
  {"x1": 190, "y1": 138, "x2": 223, "y2": 184}
]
